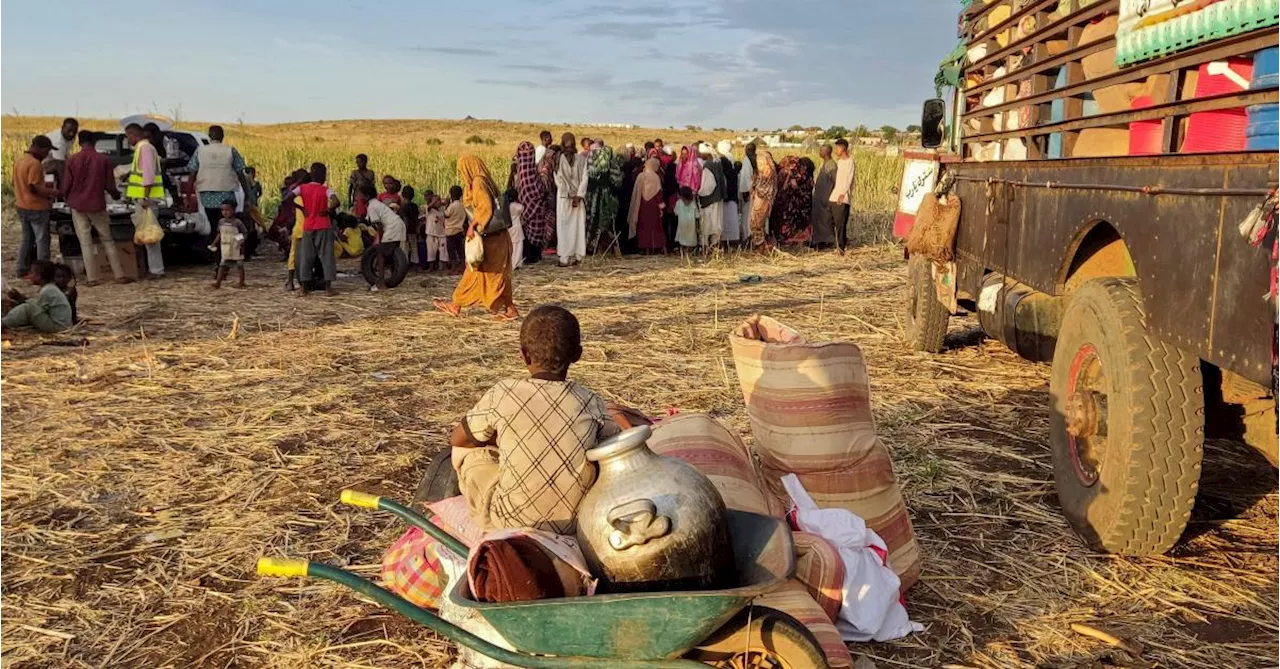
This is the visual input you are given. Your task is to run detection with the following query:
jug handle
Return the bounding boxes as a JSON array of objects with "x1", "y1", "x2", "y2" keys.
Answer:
[{"x1": 607, "y1": 499, "x2": 671, "y2": 550}]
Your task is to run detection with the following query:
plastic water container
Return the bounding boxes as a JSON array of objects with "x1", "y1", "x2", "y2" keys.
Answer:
[
  {"x1": 1182, "y1": 57, "x2": 1253, "y2": 153},
  {"x1": 1253, "y1": 46, "x2": 1279, "y2": 89},
  {"x1": 1129, "y1": 96, "x2": 1163, "y2": 155},
  {"x1": 1246, "y1": 104, "x2": 1279, "y2": 150}
]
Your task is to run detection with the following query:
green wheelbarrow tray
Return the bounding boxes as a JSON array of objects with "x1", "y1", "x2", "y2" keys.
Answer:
[
  {"x1": 259, "y1": 491, "x2": 801, "y2": 668},
  {"x1": 449, "y1": 508, "x2": 796, "y2": 661}
]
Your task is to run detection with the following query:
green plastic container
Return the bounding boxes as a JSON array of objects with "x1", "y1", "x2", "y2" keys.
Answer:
[{"x1": 1117, "y1": 0, "x2": 1280, "y2": 66}]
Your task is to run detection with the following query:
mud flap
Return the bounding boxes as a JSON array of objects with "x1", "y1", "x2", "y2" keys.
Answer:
[{"x1": 932, "y1": 260, "x2": 959, "y2": 314}]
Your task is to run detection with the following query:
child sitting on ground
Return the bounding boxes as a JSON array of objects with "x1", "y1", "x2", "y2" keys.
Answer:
[
  {"x1": 53, "y1": 264, "x2": 78, "y2": 324},
  {"x1": 674, "y1": 185, "x2": 700, "y2": 254},
  {"x1": 209, "y1": 199, "x2": 248, "y2": 289},
  {"x1": 450, "y1": 305, "x2": 619, "y2": 534},
  {"x1": 2, "y1": 261, "x2": 74, "y2": 334}
]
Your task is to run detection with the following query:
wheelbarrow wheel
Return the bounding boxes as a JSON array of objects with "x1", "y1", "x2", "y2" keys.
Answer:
[
  {"x1": 412, "y1": 449, "x2": 460, "y2": 506},
  {"x1": 685, "y1": 606, "x2": 828, "y2": 669}
]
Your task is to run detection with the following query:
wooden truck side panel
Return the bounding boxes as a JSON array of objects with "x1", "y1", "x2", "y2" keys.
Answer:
[{"x1": 949, "y1": 153, "x2": 1276, "y2": 385}]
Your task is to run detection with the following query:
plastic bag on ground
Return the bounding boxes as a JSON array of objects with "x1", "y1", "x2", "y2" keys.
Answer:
[{"x1": 781, "y1": 473, "x2": 922, "y2": 643}]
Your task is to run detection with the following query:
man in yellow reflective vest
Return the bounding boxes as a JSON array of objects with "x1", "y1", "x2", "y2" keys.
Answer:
[{"x1": 125, "y1": 123, "x2": 166, "y2": 279}]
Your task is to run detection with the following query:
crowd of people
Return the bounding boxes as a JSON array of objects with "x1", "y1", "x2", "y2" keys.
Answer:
[{"x1": 5, "y1": 119, "x2": 861, "y2": 332}]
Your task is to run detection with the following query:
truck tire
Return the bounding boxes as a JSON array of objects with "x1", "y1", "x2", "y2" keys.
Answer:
[
  {"x1": 905, "y1": 254, "x2": 949, "y2": 352},
  {"x1": 361, "y1": 246, "x2": 409, "y2": 288},
  {"x1": 1049, "y1": 277, "x2": 1202, "y2": 555}
]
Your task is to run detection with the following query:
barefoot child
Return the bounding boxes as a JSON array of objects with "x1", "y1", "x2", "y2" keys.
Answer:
[
  {"x1": 443, "y1": 185, "x2": 467, "y2": 274},
  {"x1": 360, "y1": 184, "x2": 406, "y2": 292},
  {"x1": 209, "y1": 199, "x2": 247, "y2": 289},
  {"x1": 450, "y1": 305, "x2": 619, "y2": 534},
  {"x1": 674, "y1": 185, "x2": 700, "y2": 255},
  {"x1": 423, "y1": 194, "x2": 448, "y2": 272}
]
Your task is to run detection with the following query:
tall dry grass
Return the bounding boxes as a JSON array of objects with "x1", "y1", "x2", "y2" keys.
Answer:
[{"x1": 1, "y1": 116, "x2": 903, "y2": 225}]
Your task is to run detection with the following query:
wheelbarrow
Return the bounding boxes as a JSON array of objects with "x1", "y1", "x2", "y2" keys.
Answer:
[{"x1": 257, "y1": 490, "x2": 828, "y2": 668}]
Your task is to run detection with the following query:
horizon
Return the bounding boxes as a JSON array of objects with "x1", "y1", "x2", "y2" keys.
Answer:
[{"x1": 0, "y1": 0, "x2": 956, "y2": 130}]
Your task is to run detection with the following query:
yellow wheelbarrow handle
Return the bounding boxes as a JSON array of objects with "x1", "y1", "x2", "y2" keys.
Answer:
[
  {"x1": 340, "y1": 489, "x2": 381, "y2": 509},
  {"x1": 256, "y1": 557, "x2": 309, "y2": 578}
]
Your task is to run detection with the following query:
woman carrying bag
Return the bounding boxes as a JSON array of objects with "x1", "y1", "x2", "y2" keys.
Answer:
[{"x1": 433, "y1": 155, "x2": 519, "y2": 322}]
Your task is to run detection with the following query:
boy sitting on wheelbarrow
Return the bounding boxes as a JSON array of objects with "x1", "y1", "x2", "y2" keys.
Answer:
[{"x1": 450, "y1": 305, "x2": 620, "y2": 535}]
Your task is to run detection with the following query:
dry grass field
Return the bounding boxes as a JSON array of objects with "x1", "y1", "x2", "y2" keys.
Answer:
[{"x1": 0, "y1": 117, "x2": 1275, "y2": 669}]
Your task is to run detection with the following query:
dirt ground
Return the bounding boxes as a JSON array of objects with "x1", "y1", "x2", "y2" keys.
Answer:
[{"x1": 1, "y1": 237, "x2": 1275, "y2": 668}]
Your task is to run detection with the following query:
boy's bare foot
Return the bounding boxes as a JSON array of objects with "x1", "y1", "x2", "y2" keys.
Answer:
[
  {"x1": 211, "y1": 282, "x2": 221, "y2": 289},
  {"x1": 234, "y1": 282, "x2": 246, "y2": 289},
  {"x1": 116, "y1": 277, "x2": 135, "y2": 285},
  {"x1": 325, "y1": 286, "x2": 338, "y2": 296}
]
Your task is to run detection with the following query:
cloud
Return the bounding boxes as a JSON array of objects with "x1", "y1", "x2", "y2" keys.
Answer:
[
  {"x1": 408, "y1": 46, "x2": 498, "y2": 57},
  {"x1": 505, "y1": 63, "x2": 574, "y2": 74}
]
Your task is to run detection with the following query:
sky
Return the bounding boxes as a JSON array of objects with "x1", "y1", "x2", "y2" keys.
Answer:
[{"x1": 2, "y1": 0, "x2": 957, "y2": 130}]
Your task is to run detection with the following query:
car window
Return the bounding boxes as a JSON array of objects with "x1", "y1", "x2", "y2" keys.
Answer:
[{"x1": 95, "y1": 135, "x2": 123, "y2": 154}]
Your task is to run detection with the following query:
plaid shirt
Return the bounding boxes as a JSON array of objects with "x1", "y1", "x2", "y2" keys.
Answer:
[{"x1": 464, "y1": 376, "x2": 620, "y2": 534}]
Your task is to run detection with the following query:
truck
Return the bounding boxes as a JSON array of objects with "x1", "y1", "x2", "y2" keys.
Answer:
[
  {"x1": 895, "y1": 0, "x2": 1277, "y2": 556},
  {"x1": 51, "y1": 116, "x2": 237, "y2": 273}
]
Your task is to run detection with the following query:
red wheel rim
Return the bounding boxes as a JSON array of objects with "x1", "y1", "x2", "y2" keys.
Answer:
[{"x1": 1065, "y1": 343, "x2": 1106, "y2": 486}]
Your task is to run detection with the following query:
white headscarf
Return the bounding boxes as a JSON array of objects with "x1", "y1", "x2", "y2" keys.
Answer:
[
  {"x1": 698, "y1": 142, "x2": 716, "y2": 158},
  {"x1": 716, "y1": 140, "x2": 733, "y2": 157}
]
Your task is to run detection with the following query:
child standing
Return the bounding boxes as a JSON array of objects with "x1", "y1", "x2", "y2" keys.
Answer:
[
  {"x1": 450, "y1": 305, "x2": 620, "y2": 533},
  {"x1": 674, "y1": 185, "x2": 700, "y2": 253},
  {"x1": 423, "y1": 194, "x2": 448, "y2": 272},
  {"x1": 443, "y1": 185, "x2": 468, "y2": 275},
  {"x1": 400, "y1": 185, "x2": 421, "y2": 268},
  {"x1": 360, "y1": 184, "x2": 406, "y2": 292},
  {"x1": 210, "y1": 199, "x2": 248, "y2": 289},
  {"x1": 506, "y1": 187, "x2": 525, "y2": 272}
]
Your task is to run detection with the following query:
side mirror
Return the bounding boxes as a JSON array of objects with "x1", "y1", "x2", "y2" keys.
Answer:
[{"x1": 921, "y1": 99, "x2": 946, "y2": 149}]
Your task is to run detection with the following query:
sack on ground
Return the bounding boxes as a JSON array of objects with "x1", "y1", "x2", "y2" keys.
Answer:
[
  {"x1": 730, "y1": 315, "x2": 922, "y2": 590},
  {"x1": 729, "y1": 315, "x2": 882, "y2": 473},
  {"x1": 782, "y1": 474, "x2": 922, "y2": 643},
  {"x1": 464, "y1": 233, "x2": 485, "y2": 267},
  {"x1": 133, "y1": 206, "x2": 165, "y2": 245},
  {"x1": 905, "y1": 193, "x2": 961, "y2": 263}
]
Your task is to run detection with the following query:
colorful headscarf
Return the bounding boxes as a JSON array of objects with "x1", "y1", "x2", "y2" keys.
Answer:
[
  {"x1": 676, "y1": 145, "x2": 702, "y2": 193},
  {"x1": 749, "y1": 151, "x2": 778, "y2": 247},
  {"x1": 515, "y1": 141, "x2": 553, "y2": 246}
]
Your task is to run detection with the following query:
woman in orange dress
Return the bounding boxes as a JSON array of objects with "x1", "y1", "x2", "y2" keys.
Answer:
[{"x1": 433, "y1": 156, "x2": 518, "y2": 321}]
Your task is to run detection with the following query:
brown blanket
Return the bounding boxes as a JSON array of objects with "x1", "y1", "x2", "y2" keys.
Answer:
[{"x1": 469, "y1": 536, "x2": 584, "y2": 603}]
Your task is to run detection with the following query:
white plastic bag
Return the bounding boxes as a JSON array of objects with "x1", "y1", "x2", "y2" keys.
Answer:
[
  {"x1": 464, "y1": 233, "x2": 485, "y2": 268},
  {"x1": 781, "y1": 473, "x2": 922, "y2": 642}
]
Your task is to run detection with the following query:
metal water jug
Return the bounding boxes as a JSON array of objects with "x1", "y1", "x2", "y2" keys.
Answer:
[{"x1": 575, "y1": 425, "x2": 734, "y2": 593}]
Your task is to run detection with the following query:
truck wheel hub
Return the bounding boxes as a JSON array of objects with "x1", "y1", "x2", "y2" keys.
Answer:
[
  {"x1": 1065, "y1": 344, "x2": 1106, "y2": 486},
  {"x1": 1065, "y1": 389, "x2": 1105, "y2": 438}
]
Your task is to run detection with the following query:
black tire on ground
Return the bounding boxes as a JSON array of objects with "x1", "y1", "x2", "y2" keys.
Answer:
[
  {"x1": 1049, "y1": 277, "x2": 1203, "y2": 555},
  {"x1": 361, "y1": 245, "x2": 410, "y2": 288},
  {"x1": 685, "y1": 606, "x2": 828, "y2": 669},
  {"x1": 905, "y1": 254, "x2": 949, "y2": 352},
  {"x1": 412, "y1": 449, "x2": 460, "y2": 506}
]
